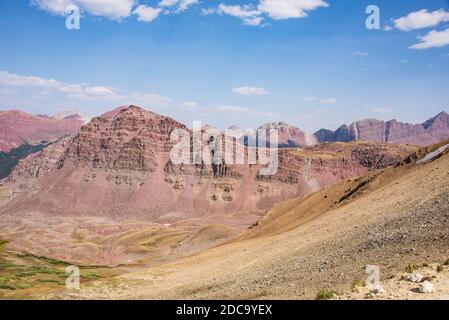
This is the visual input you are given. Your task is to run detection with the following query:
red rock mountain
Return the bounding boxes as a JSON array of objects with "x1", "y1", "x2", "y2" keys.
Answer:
[
  {"x1": 314, "y1": 112, "x2": 449, "y2": 146},
  {"x1": 1, "y1": 106, "x2": 417, "y2": 222},
  {"x1": 0, "y1": 110, "x2": 84, "y2": 152},
  {"x1": 258, "y1": 122, "x2": 307, "y2": 147}
]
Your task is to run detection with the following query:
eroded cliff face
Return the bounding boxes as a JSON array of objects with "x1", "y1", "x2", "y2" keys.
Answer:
[
  {"x1": 0, "y1": 106, "x2": 418, "y2": 222},
  {"x1": 314, "y1": 112, "x2": 449, "y2": 146}
]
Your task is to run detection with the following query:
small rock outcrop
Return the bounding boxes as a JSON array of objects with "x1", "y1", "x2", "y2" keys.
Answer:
[{"x1": 419, "y1": 281, "x2": 434, "y2": 293}]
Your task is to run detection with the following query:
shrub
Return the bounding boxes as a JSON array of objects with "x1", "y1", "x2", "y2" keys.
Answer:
[
  {"x1": 351, "y1": 280, "x2": 364, "y2": 290},
  {"x1": 316, "y1": 289, "x2": 339, "y2": 300},
  {"x1": 405, "y1": 263, "x2": 419, "y2": 273}
]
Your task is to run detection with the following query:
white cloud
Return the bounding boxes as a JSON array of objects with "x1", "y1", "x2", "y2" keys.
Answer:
[
  {"x1": 303, "y1": 96, "x2": 316, "y2": 102},
  {"x1": 353, "y1": 51, "x2": 369, "y2": 57},
  {"x1": 84, "y1": 86, "x2": 116, "y2": 96},
  {"x1": 218, "y1": 105, "x2": 276, "y2": 117},
  {"x1": 232, "y1": 86, "x2": 270, "y2": 96},
  {"x1": 304, "y1": 96, "x2": 336, "y2": 104},
  {"x1": 31, "y1": 0, "x2": 200, "y2": 22},
  {"x1": 372, "y1": 107, "x2": 393, "y2": 114},
  {"x1": 0, "y1": 70, "x2": 173, "y2": 107},
  {"x1": 395, "y1": 9, "x2": 449, "y2": 32},
  {"x1": 321, "y1": 98, "x2": 337, "y2": 104},
  {"x1": 159, "y1": 0, "x2": 178, "y2": 7},
  {"x1": 243, "y1": 16, "x2": 264, "y2": 26},
  {"x1": 133, "y1": 5, "x2": 161, "y2": 22},
  {"x1": 410, "y1": 28, "x2": 449, "y2": 50},
  {"x1": 182, "y1": 101, "x2": 198, "y2": 108},
  {"x1": 176, "y1": 0, "x2": 199, "y2": 12},
  {"x1": 31, "y1": 0, "x2": 327, "y2": 26},
  {"x1": 159, "y1": 0, "x2": 199, "y2": 13},
  {"x1": 258, "y1": 0, "x2": 328, "y2": 20},
  {"x1": 201, "y1": 8, "x2": 216, "y2": 15},
  {"x1": 216, "y1": 0, "x2": 328, "y2": 26},
  {"x1": 31, "y1": 0, "x2": 135, "y2": 20},
  {"x1": 0, "y1": 70, "x2": 62, "y2": 89},
  {"x1": 218, "y1": 4, "x2": 263, "y2": 25}
]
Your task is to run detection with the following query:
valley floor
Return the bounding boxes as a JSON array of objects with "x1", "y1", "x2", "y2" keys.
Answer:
[
  {"x1": 51, "y1": 149, "x2": 449, "y2": 300},
  {"x1": 1, "y1": 145, "x2": 449, "y2": 300}
]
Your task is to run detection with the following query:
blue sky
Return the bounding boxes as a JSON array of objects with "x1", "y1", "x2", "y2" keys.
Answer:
[{"x1": 0, "y1": 0, "x2": 449, "y2": 132}]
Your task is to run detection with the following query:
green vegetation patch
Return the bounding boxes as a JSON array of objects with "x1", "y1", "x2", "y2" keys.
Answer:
[
  {"x1": 405, "y1": 263, "x2": 420, "y2": 273},
  {"x1": 315, "y1": 289, "x2": 340, "y2": 300},
  {"x1": 0, "y1": 239, "x2": 8, "y2": 254},
  {"x1": 0, "y1": 250, "x2": 108, "y2": 298}
]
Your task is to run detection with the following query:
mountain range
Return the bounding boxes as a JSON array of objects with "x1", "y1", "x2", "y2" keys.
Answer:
[
  {"x1": 1, "y1": 108, "x2": 448, "y2": 155},
  {"x1": 0, "y1": 110, "x2": 85, "y2": 153},
  {"x1": 258, "y1": 111, "x2": 449, "y2": 148},
  {"x1": 1, "y1": 105, "x2": 449, "y2": 299},
  {"x1": 1, "y1": 106, "x2": 418, "y2": 223}
]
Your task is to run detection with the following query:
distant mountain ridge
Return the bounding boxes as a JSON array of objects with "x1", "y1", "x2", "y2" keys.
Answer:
[
  {"x1": 0, "y1": 109, "x2": 84, "y2": 152},
  {"x1": 313, "y1": 111, "x2": 449, "y2": 146},
  {"x1": 255, "y1": 111, "x2": 449, "y2": 148}
]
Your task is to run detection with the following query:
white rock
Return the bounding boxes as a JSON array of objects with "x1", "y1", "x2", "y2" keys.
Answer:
[
  {"x1": 371, "y1": 284, "x2": 386, "y2": 294},
  {"x1": 419, "y1": 281, "x2": 434, "y2": 293},
  {"x1": 408, "y1": 273, "x2": 424, "y2": 283}
]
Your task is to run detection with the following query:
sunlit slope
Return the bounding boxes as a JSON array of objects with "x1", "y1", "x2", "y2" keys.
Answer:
[{"x1": 56, "y1": 142, "x2": 449, "y2": 300}]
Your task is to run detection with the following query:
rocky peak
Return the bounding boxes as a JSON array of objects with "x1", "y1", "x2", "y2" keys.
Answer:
[
  {"x1": 422, "y1": 111, "x2": 449, "y2": 129},
  {"x1": 52, "y1": 110, "x2": 90, "y2": 123},
  {"x1": 259, "y1": 122, "x2": 295, "y2": 130},
  {"x1": 60, "y1": 105, "x2": 188, "y2": 172},
  {"x1": 257, "y1": 122, "x2": 306, "y2": 147}
]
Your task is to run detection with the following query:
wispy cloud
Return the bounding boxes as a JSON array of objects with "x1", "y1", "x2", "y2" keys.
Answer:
[
  {"x1": 159, "y1": 0, "x2": 199, "y2": 13},
  {"x1": 303, "y1": 96, "x2": 316, "y2": 102},
  {"x1": 31, "y1": 0, "x2": 200, "y2": 23},
  {"x1": 217, "y1": 4, "x2": 263, "y2": 26},
  {"x1": 353, "y1": 51, "x2": 369, "y2": 57},
  {"x1": 321, "y1": 98, "x2": 337, "y2": 104},
  {"x1": 217, "y1": 105, "x2": 276, "y2": 117},
  {"x1": 31, "y1": 0, "x2": 135, "y2": 20},
  {"x1": 303, "y1": 96, "x2": 337, "y2": 104},
  {"x1": 232, "y1": 86, "x2": 270, "y2": 96},
  {"x1": 371, "y1": 107, "x2": 393, "y2": 114},
  {"x1": 0, "y1": 70, "x2": 171, "y2": 106}
]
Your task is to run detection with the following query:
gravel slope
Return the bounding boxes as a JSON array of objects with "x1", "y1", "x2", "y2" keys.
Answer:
[{"x1": 53, "y1": 147, "x2": 449, "y2": 300}]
